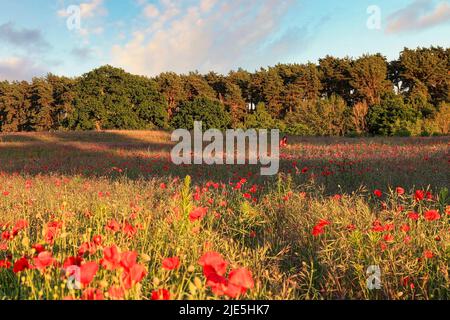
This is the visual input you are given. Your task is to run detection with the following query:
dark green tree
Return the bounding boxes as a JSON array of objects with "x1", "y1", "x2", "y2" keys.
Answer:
[{"x1": 170, "y1": 97, "x2": 230, "y2": 130}]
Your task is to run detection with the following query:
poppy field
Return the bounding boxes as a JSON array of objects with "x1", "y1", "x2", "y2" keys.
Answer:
[{"x1": 0, "y1": 131, "x2": 448, "y2": 300}]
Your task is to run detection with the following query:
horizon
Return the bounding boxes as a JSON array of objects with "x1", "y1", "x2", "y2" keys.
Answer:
[
  {"x1": 1, "y1": 45, "x2": 448, "y2": 82},
  {"x1": 0, "y1": 0, "x2": 449, "y2": 81}
]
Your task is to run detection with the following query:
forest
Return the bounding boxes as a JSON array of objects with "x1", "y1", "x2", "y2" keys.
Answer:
[{"x1": 0, "y1": 46, "x2": 448, "y2": 136}]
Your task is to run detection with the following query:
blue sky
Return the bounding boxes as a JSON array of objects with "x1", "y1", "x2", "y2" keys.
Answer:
[{"x1": 0, "y1": 0, "x2": 449, "y2": 80}]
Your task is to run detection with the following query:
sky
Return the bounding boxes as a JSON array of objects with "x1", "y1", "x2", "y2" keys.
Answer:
[{"x1": 0, "y1": 0, "x2": 449, "y2": 81}]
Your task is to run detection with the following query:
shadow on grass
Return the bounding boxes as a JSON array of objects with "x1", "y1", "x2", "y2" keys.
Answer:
[{"x1": 0, "y1": 131, "x2": 448, "y2": 194}]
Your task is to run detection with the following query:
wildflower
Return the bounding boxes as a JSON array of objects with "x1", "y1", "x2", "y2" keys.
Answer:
[
  {"x1": 198, "y1": 252, "x2": 228, "y2": 277},
  {"x1": 189, "y1": 207, "x2": 208, "y2": 222},
  {"x1": 63, "y1": 256, "x2": 83, "y2": 269},
  {"x1": 122, "y1": 264, "x2": 147, "y2": 290},
  {"x1": 373, "y1": 189, "x2": 382, "y2": 198},
  {"x1": 79, "y1": 262, "x2": 99, "y2": 286},
  {"x1": 105, "y1": 219, "x2": 121, "y2": 233},
  {"x1": 383, "y1": 234, "x2": 394, "y2": 243},
  {"x1": 225, "y1": 268, "x2": 254, "y2": 298},
  {"x1": 33, "y1": 251, "x2": 55, "y2": 271},
  {"x1": 312, "y1": 225, "x2": 324, "y2": 236},
  {"x1": 0, "y1": 260, "x2": 11, "y2": 269},
  {"x1": 78, "y1": 242, "x2": 97, "y2": 256},
  {"x1": 371, "y1": 220, "x2": 384, "y2": 232},
  {"x1": 424, "y1": 210, "x2": 440, "y2": 221},
  {"x1": 92, "y1": 235, "x2": 102, "y2": 246},
  {"x1": 396, "y1": 187, "x2": 405, "y2": 195},
  {"x1": 407, "y1": 212, "x2": 419, "y2": 221},
  {"x1": 108, "y1": 286, "x2": 125, "y2": 300},
  {"x1": 423, "y1": 250, "x2": 434, "y2": 259},
  {"x1": 101, "y1": 245, "x2": 121, "y2": 270},
  {"x1": 13, "y1": 257, "x2": 30, "y2": 273},
  {"x1": 151, "y1": 289, "x2": 170, "y2": 300},
  {"x1": 162, "y1": 257, "x2": 180, "y2": 270},
  {"x1": 120, "y1": 251, "x2": 138, "y2": 272},
  {"x1": 12, "y1": 219, "x2": 28, "y2": 235},
  {"x1": 414, "y1": 190, "x2": 424, "y2": 202},
  {"x1": 400, "y1": 224, "x2": 410, "y2": 233},
  {"x1": 32, "y1": 243, "x2": 45, "y2": 254},
  {"x1": 123, "y1": 222, "x2": 137, "y2": 238},
  {"x1": 81, "y1": 288, "x2": 104, "y2": 300}
]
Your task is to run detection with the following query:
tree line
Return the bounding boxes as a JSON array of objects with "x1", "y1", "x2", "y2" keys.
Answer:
[{"x1": 0, "y1": 46, "x2": 448, "y2": 136}]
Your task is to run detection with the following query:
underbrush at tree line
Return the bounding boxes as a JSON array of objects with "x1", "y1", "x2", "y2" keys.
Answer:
[{"x1": 0, "y1": 46, "x2": 449, "y2": 136}]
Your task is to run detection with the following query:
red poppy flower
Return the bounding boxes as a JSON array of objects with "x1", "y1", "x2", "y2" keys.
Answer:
[
  {"x1": 162, "y1": 257, "x2": 180, "y2": 270},
  {"x1": 123, "y1": 222, "x2": 137, "y2": 238},
  {"x1": 79, "y1": 262, "x2": 99, "y2": 286},
  {"x1": 423, "y1": 250, "x2": 434, "y2": 259},
  {"x1": 312, "y1": 225, "x2": 324, "y2": 236},
  {"x1": 30, "y1": 244, "x2": 45, "y2": 255},
  {"x1": 371, "y1": 220, "x2": 384, "y2": 232},
  {"x1": 396, "y1": 187, "x2": 405, "y2": 195},
  {"x1": 101, "y1": 245, "x2": 121, "y2": 270},
  {"x1": 105, "y1": 219, "x2": 121, "y2": 232},
  {"x1": 414, "y1": 190, "x2": 424, "y2": 201},
  {"x1": 206, "y1": 272, "x2": 228, "y2": 296},
  {"x1": 189, "y1": 207, "x2": 208, "y2": 222},
  {"x1": 92, "y1": 235, "x2": 102, "y2": 246},
  {"x1": 407, "y1": 212, "x2": 419, "y2": 220},
  {"x1": 78, "y1": 241, "x2": 97, "y2": 256},
  {"x1": 1, "y1": 231, "x2": 11, "y2": 241},
  {"x1": 33, "y1": 251, "x2": 55, "y2": 270},
  {"x1": 383, "y1": 234, "x2": 394, "y2": 243},
  {"x1": 400, "y1": 224, "x2": 410, "y2": 233},
  {"x1": 151, "y1": 288, "x2": 170, "y2": 300},
  {"x1": 120, "y1": 251, "x2": 138, "y2": 272},
  {"x1": 108, "y1": 286, "x2": 125, "y2": 300},
  {"x1": 373, "y1": 189, "x2": 382, "y2": 198},
  {"x1": 63, "y1": 256, "x2": 84, "y2": 269},
  {"x1": 198, "y1": 252, "x2": 228, "y2": 277},
  {"x1": 12, "y1": 219, "x2": 28, "y2": 235},
  {"x1": 317, "y1": 219, "x2": 331, "y2": 227},
  {"x1": 13, "y1": 257, "x2": 30, "y2": 273},
  {"x1": 225, "y1": 268, "x2": 254, "y2": 298},
  {"x1": 122, "y1": 264, "x2": 147, "y2": 289},
  {"x1": 81, "y1": 288, "x2": 104, "y2": 300},
  {"x1": 424, "y1": 210, "x2": 440, "y2": 221},
  {"x1": 0, "y1": 260, "x2": 11, "y2": 269}
]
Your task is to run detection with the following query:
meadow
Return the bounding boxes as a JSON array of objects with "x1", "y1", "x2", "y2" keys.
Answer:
[{"x1": 0, "y1": 131, "x2": 448, "y2": 300}]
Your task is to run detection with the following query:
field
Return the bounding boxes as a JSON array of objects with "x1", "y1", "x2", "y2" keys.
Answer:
[{"x1": 0, "y1": 131, "x2": 448, "y2": 300}]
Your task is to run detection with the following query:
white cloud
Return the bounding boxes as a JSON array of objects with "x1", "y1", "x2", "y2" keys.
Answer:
[
  {"x1": 144, "y1": 4, "x2": 160, "y2": 18},
  {"x1": 111, "y1": 0, "x2": 305, "y2": 76},
  {"x1": 0, "y1": 57, "x2": 47, "y2": 81},
  {"x1": 58, "y1": 0, "x2": 106, "y2": 18},
  {"x1": 386, "y1": 0, "x2": 450, "y2": 34}
]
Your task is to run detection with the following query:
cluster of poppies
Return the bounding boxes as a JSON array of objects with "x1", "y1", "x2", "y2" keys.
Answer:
[{"x1": 198, "y1": 251, "x2": 254, "y2": 299}]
